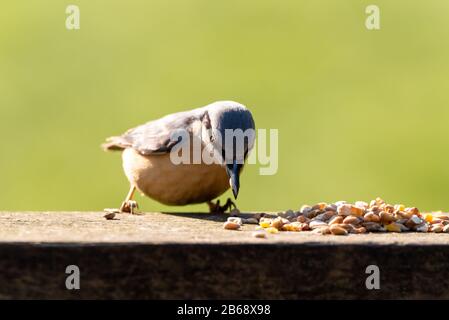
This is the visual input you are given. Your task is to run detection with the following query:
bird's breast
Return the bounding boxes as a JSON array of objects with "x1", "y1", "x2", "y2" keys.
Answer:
[{"x1": 122, "y1": 148, "x2": 230, "y2": 205}]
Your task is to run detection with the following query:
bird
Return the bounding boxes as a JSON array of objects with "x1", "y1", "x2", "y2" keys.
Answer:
[{"x1": 102, "y1": 101, "x2": 256, "y2": 214}]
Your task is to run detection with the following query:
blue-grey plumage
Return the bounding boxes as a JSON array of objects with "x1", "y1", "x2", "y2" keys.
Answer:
[{"x1": 103, "y1": 101, "x2": 255, "y2": 213}]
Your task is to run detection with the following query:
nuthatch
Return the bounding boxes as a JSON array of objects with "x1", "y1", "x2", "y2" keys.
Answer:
[{"x1": 103, "y1": 101, "x2": 255, "y2": 213}]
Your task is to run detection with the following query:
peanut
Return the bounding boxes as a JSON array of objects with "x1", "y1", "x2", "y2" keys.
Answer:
[
  {"x1": 309, "y1": 220, "x2": 328, "y2": 229},
  {"x1": 223, "y1": 221, "x2": 241, "y2": 230},
  {"x1": 329, "y1": 216, "x2": 343, "y2": 225},
  {"x1": 312, "y1": 202, "x2": 327, "y2": 211},
  {"x1": 364, "y1": 212, "x2": 380, "y2": 223},
  {"x1": 343, "y1": 215, "x2": 361, "y2": 225},
  {"x1": 271, "y1": 217, "x2": 286, "y2": 230},
  {"x1": 329, "y1": 225, "x2": 348, "y2": 235},
  {"x1": 380, "y1": 211, "x2": 396, "y2": 223},
  {"x1": 337, "y1": 204, "x2": 352, "y2": 216}
]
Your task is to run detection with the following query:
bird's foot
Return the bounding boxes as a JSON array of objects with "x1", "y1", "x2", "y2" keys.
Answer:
[
  {"x1": 207, "y1": 198, "x2": 239, "y2": 214},
  {"x1": 120, "y1": 200, "x2": 139, "y2": 214}
]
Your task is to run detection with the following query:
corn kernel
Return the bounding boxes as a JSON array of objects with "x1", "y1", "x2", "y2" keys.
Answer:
[
  {"x1": 265, "y1": 227, "x2": 279, "y2": 234},
  {"x1": 385, "y1": 223, "x2": 402, "y2": 232},
  {"x1": 424, "y1": 213, "x2": 433, "y2": 223},
  {"x1": 282, "y1": 222, "x2": 302, "y2": 232},
  {"x1": 259, "y1": 221, "x2": 270, "y2": 228}
]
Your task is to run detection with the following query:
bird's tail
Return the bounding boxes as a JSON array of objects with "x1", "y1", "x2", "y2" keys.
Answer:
[{"x1": 101, "y1": 136, "x2": 130, "y2": 151}]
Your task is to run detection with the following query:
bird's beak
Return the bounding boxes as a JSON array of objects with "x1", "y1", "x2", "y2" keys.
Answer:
[{"x1": 226, "y1": 161, "x2": 240, "y2": 199}]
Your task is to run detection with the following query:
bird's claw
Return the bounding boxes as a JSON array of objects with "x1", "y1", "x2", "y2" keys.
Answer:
[
  {"x1": 120, "y1": 200, "x2": 139, "y2": 214},
  {"x1": 208, "y1": 198, "x2": 238, "y2": 214}
]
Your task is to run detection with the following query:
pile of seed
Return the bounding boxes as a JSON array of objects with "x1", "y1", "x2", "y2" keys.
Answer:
[{"x1": 223, "y1": 197, "x2": 449, "y2": 236}]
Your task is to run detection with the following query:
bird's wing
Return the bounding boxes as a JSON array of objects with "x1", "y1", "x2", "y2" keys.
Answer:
[{"x1": 103, "y1": 110, "x2": 204, "y2": 155}]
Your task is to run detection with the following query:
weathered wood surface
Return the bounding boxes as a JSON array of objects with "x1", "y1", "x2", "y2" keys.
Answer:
[{"x1": 0, "y1": 211, "x2": 448, "y2": 299}]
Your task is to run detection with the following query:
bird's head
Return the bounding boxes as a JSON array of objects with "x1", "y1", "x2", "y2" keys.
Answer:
[{"x1": 203, "y1": 101, "x2": 255, "y2": 199}]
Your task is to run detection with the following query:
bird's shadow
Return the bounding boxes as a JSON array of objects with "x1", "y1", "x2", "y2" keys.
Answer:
[{"x1": 160, "y1": 211, "x2": 272, "y2": 223}]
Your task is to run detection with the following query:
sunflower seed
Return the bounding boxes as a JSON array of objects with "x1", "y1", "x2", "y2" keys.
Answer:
[
  {"x1": 309, "y1": 220, "x2": 328, "y2": 229},
  {"x1": 243, "y1": 217, "x2": 259, "y2": 224},
  {"x1": 103, "y1": 212, "x2": 116, "y2": 220},
  {"x1": 430, "y1": 224, "x2": 444, "y2": 233},
  {"x1": 415, "y1": 223, "x2": 429, "y2": 232}
]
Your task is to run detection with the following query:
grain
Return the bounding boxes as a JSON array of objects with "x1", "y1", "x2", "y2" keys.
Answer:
[
  {"x1": 223, "y1": 197, "x2": 449, "y2": 236},
  {"x1": 252, "y1": 231, "x2": 267, "y2": 239}
]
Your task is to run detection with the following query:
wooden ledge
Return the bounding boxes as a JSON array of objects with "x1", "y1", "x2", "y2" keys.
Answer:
[{"x1": 0, "y1": 211, "x2": 448, "y2": 299}]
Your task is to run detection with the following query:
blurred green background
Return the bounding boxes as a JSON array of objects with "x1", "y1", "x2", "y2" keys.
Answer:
[{"x1": 1, "y1": 0, "x2": 449, "y2": 212}]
